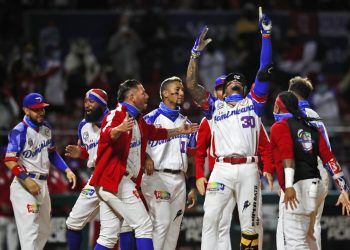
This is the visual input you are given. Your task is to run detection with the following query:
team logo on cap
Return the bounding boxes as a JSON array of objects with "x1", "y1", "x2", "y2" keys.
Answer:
[
  {"x1": 35, "y1": 97, "x2": 42, "y2": 103},
  {"x1": 233, "y1": 75, "x2": 241, "y2": 80}
]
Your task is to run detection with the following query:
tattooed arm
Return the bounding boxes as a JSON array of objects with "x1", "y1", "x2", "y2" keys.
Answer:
[{"x1": 186, "y1": 26, "x2": 212, "y2": 106}]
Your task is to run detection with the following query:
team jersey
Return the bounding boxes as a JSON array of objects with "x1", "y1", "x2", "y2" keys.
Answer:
[
  {"x1": 204, "y1": 90, "x2": 266, "y2": 158},
  {"x1": 144, "y1": 102, "x2": 196, "y2": 172},
  {"x1": 127, "y1": 119, "x2": 142, "y2": 177},
  {"x1": 299, "y1": 100, "x2": 330, "y2": 148},
  {"x1": 299, "y1": 100, "x2": 331, "y2": 181},
  {"x1": 5, "y1": 116, "x2": 55, "y2": 175},
  {"x1": 78, "y1": 119, "x2": 101, "y2": 168}
]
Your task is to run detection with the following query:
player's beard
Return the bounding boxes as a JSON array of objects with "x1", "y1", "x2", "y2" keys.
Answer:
[{"x1": 85, "y1": 106, "x2": 104, "y2": 122}]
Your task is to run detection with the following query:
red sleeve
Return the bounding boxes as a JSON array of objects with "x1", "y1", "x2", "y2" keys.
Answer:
[
  {"x1": 318, "y1": 129, "x2": 334, "y2": 164},
  {"x1": 143, "y1": 120, "x2": 168, "y2": 140},
  {"x1": 195, "y1": 118, "x2": 211, "y2": 179},
  {"x1": 258, "y1": 125, "x2": 275, "y2": 174},
  {"x1": 270, "y1": 121, "x2": 294, "y2": 160},
  {"x1": 79, "y1": 146, "x2": 89, "y2": 160}
]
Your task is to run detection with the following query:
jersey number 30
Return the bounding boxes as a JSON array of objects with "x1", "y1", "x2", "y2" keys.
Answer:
[{"x1": 241, "y1": 116, "x2": 256, "y2": 128}]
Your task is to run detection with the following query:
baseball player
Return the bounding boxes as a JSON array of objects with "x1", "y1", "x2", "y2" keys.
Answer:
[
  {"x1": 186, "y1": 7, "x2": 273, "y2": 250},
  {"x1": 89, "y1": 79, "x2": 198, "y2": 250},
  {"x1": 264, "y1": 77, "x2": 332, "y2": 250},
  {"x1": 138, "y1": 76, "x2": 197, "y2": 250},
  {"x1": 4, "y1": 92, "x2": 77, "y2": 250},
  {"x1": 270, "y1": 91, "x2": 350, "y2": 250},
  {"x1": 65, "y1": 89, "x2": 120, "y2": 250},
  {"x1": 196, "y1": 75, "x2": 274, "y2": 250}
]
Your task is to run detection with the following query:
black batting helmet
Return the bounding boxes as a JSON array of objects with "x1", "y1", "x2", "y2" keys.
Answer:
[{"x1": 223, "y1": 72, "x2": 248, "y2": 95}]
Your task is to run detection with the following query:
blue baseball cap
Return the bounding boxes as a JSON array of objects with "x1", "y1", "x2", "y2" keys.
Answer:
[
  {"x1": 215, "y1": 75, "x2": 226, "y2": 89},
  {"x1": 23, "y1": 93, "x2": 49, "y2": 109}
]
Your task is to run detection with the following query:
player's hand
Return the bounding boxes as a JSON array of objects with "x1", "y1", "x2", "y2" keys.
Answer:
[
  {"x1": 23, "y1": 178, "x2": 41, "y2": 196},
  {"x1": 196, "y1": 177, "x2": 208, "y2": 195},
  {"x1": 263, "y1": 172, "x2": 273, "y2": 191},
  {"x1": 336, "y1": 191, "x2": 350, "y2": 216},
  {"x1": 191, "y1": 26, "x2": 212, "y2": 57},
  {"x1": 119, "y1": 113, "x2": 134, "y2": 132},
  {"x1": 145, "y1": 156, "x2": 154, "y2": 175},
  {"x1": 111, "y1": 113, "x2": 134, "y2": 139},
  {"x1": 258, "y1": 6, "x2": 272, "y2": 36},
  {"x1": 65, "y1": 145, "x2": 81, "y2": 159},
  {"x1": 283, "y1": 187, "x2": 299, "y2": 210},
  {"x1": 187, "y1": 188, "x2": 197, "y2": 209},
  {"x1": 178, "y1": 117, "x2": 199, "y2": 135},
  {"x1": 65, "y1": 168, "x2": 77, "y2": 189}
]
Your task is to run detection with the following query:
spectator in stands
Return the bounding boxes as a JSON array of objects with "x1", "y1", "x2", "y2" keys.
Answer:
[
  {"x1": 107, "y1": 13, "x2": 143, "y2": 80},
  {"x1": 199, "y1": 43, "x2": 226, "y2": 93},
  {"x1": 41, "y1": 45, "x2": 66, "y2": 112},
  {"x1": 38, "y1": 20, "x2": 61, "y2": 57},
  {"x1": 64, "y1": 38, "x2": 100, "y2": 110}
]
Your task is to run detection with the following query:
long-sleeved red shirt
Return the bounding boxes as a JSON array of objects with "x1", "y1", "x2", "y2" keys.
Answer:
[
  {"x1": 270, "y1": 118, "x2": 334, "y2": 190},
  {"x1": 90, "y1": 103, "x2": 168, "y2": 193},
  {"x1": 195, "y1": 117, "x2": 274, "y2": 179}
]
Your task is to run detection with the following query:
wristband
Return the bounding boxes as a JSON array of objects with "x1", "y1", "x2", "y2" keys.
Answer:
[
  {"x1": 11, "y1": 165, "x2": 29, "y2": 180},
  {"x1": 284, "y1": 168, "x2": 295, "y2": 188},
  {"x1": 191, "y1": 51, "x2": 201, "y2": 59}
]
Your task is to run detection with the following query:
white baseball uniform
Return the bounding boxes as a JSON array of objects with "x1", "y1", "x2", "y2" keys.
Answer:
[
  {"x1": 141, "y1": 103, "x2": 196, "y2": 250},
  {"x1": 5, "y1": 117, "x2": 56, "y2": 250},
  {"x1": 200, "y1": 90, "x2": 266, "y2": 250},
  {"x1": 276, "y1": 100, "x2": 330, "y2": 250},
  {"x1": 66, "y1": 117, "x2": 120, "y2": 248}
]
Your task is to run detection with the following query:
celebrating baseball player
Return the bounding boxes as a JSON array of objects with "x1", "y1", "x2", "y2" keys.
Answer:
[
  {"x1": 65, "y1": 89, "x2": 120, "y2": 250},
  {"x1": 89, "y1": 79, "x2": 198, "y2": 250},
  {"x1": 4, "y1": 92, "x2": 77, "y2": 250},
  {"x1": 263, "y1": 76, "x2": 333, "y2": 250},
  {"x1": 186, "y1": 6, "x2": 273, "y2": 250},
  {"x1": 137, "y1": 76, "x2": 197, "y2": 250},
  {"x1": 196, "y1": 76, "x2": 274, "y2": 250},
  {"x1": 270, "y1": 91, "x2": 350, "y2": 249}
]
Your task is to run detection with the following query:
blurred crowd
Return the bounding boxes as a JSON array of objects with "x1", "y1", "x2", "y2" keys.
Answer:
[{"x1": 0, "y1": 0, "x2": 350, "y2": 205}]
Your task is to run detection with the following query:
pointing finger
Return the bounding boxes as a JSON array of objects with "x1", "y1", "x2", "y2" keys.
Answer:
[{"x1": 259, "y1": 6, "x2": 263, "y2": 20}]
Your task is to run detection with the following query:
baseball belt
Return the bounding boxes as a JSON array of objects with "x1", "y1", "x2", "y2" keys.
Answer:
[
  {"x1": 216, "y1": 156, "x2": 259, "y2": 164},
  {"x1": 28, "y1": 172, "x2": 48, "y2": 180},
  {"x1": 154, "y1": 169, "x2": 182, "y2": 175}
]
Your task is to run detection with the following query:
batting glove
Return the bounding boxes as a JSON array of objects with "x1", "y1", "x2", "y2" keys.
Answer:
[
  {"x1": 258, "y1": 6, "x2": 272, "y2": 36},
  {"x1": 191, "y1": 26, "x2": 212, "y2": 59}
]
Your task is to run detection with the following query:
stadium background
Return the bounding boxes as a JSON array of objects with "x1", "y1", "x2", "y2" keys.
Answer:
[{"x1": 0, "y1": 0, "x2": 350, "y2": 249}]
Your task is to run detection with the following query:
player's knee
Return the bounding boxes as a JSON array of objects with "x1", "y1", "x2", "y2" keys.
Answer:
[
  {"x1": 66, "y1": 217, "x2": 84, "y2": 231},
  {"x1": 97, "y1": 233, "x2": 119, "y2": 248},
  {"x1": 203, "y1": 208, "x2": 220, "y2": 227},
  {"x1": 240, "y1": 230, "x2": 258, "y2": 250},
  {"x1": 134, "y1": 216, "x2": 153, "y2": 239}
]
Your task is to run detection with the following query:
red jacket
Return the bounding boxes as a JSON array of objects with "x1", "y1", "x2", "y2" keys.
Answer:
[
  {"x1": 195, "y1": 117, "x2": 274, "y2": 179},
  {"x1": 270, "y1": 118, "x2": 334, "y2": 190},
  {"x1": 90, "y1": 103, "x2": 168, "y2": 193}
]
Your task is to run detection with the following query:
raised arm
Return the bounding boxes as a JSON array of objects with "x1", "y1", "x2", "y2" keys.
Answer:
[
  {"x1": 186, "y1": 27, "x2": 212, "y2": 105},
  {"x1": 252, "y1": 7, "x2": 273, "y2": 97}
]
